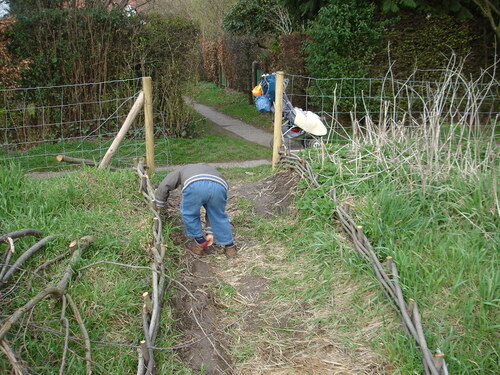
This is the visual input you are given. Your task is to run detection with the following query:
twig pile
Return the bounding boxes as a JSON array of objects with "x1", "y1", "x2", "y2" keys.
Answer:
[
  {"x1": 0, "y1": 233, "x2": 95, "y2": 375},
  {"x1": 280, "y1": 151, "x2": 449, "y2": 375},
  {"x1": 134, "y1": 160, "x2": 168, "y2": 375}
]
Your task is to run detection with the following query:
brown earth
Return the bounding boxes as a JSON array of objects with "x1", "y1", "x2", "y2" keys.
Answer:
[{"x1": 162, "y1": 169, "x2": 390, "y2": 374}]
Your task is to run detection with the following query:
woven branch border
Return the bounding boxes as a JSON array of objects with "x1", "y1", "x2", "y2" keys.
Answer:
[
  {"x1": 135, "y1": 161, "x2": 168, "y2": 375},
  {"x1": 280, "y1": 151, "x2": 449, "y2": 375}
]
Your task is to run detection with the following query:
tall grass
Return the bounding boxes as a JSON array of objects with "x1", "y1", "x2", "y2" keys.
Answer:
[{"x1": 300, "y1": 59, "x2": 499, "y2": 373}]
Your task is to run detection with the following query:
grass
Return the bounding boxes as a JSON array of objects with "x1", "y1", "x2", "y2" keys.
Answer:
[
  {"x1": 0, "y1": 117, "x2": 271, "y2": 171},
  {"x1": 210, "y1": 190, "x2": 395, "y2": 373},
  {"x1": 0, "y1": 164, "x2": 195, "y2": 374},
  {"x1": 297, "y1": 139, "x2": 499, "y2": 374},
  {"x1": 2, "y1": 68, "x2": 497, "y2": 374}
]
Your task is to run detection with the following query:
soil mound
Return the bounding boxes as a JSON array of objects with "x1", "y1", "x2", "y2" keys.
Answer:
[{"x1": 229, "y1": 169, "x2": 301, "y2": 217}]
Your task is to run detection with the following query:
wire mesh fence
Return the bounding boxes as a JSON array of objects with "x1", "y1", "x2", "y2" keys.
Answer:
[
  {"x1": 284, "y1": 66, "x2": 499, "y2": 146},
  {"x1": 0, "y1": 78, "x2": 172, "y2": 171},
  {"x1": 2, "y1": 67, "x2": 498, "y2": 172}
]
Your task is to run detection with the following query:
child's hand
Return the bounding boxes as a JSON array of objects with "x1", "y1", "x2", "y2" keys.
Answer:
[{"x1": 206, "y1": 234, "x2": 214, "y2": 246}]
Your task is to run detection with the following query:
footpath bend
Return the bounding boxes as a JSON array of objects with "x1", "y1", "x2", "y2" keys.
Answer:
[{"x1": 184, "y1": 97, "x2": 272, "y2": 149}]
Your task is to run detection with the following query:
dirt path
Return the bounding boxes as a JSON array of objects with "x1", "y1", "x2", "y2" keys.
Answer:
[{"x1": 163, "y1": 170, "x2": 391, "y2": 374}]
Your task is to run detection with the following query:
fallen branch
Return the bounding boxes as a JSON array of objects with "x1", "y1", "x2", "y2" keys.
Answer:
[
  {"x1": 0, "y1": 229, "x2": 43, "y2": 243},
  {"x1": 0, "y1": 237, "x2": 15, "y2": 281},
  {"x1": 77, "y1": 260, "x2": 154, "y2": 273},
  {"x1": 4, "y1": 312, "x2": 247, "y2": 351},
  {"x1": 28, "y1": 251, "x2": 71, "y2": 288},
  {"x1": 66, "y1": 294, "x2": 92, "y2": 375},
  {"x1": 1, "y1": 235, "x2": 55, "y2": 285},
  {"x1": 56, "y1": 155, "x2": 118, "y2": 171},
  {"x1": 0, "y1": 236, "x2": 94, "y2": 342},
  {"x1": 59, "y1": 296, "x2": 70, "y2": 375},
  {"x1": 1, "y1": 339, "x2": 28, "y2": 375}
]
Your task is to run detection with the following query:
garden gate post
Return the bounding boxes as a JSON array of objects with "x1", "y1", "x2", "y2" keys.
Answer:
[
  {"x1": 272, "y1": 71, "x2": 284, "y2": 171},
  {"x1": 143, "y1": 76, "x2": 155, "y2": 175}
]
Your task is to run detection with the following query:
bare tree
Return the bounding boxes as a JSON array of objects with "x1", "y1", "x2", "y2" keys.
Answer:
[
  {"x1": 269, "y1": 4, "x2": 294, "y2": 35},
  {"x1": 154, "y1": 0, "x2": 237, "y2": 38}
]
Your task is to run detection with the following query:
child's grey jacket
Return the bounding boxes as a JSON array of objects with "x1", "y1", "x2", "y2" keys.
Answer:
[{"x1": 154, "y1": 163, "x2": 228, "y2": 207}]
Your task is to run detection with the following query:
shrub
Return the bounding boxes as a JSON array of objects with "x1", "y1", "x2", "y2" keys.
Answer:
[
  {"x1": 3, "y1": 6, "x2": 200, "y2": 140},
  {"x1": 302, "y1": 0, "x2": 387, "y2": 110}
]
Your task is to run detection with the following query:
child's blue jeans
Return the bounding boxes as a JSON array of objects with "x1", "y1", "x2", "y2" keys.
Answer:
[{"x1": 180, "y1": 180, "x2": 233, "y2": 246}]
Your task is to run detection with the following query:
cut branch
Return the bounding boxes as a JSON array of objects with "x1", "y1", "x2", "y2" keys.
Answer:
[
  {"x1": 66, "y1": 294, "x2": 92, "y2": 375},
  {"x1": 0, "y1": 236, "x2": 95, "y2": 342},
  {"x1": 0, "y1": 237, "x2": 15, "y2": 281},
  {"x1": 0, "y1": 229, "x2": 43, "y2": 243},
  {"x1": 1, "y1": 339, "x2": 28, "y2": 375},
  {"x1": 1, "y1": 235, "x2": 55, "y2": 285},
  {"x1": 56, "y1": 155, "x2": 118, "y2": 171}
]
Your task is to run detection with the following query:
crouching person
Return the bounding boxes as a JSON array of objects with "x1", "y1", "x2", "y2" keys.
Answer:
[{"x1": 154, "y1": 163, "x2": 237, "y2": 257}]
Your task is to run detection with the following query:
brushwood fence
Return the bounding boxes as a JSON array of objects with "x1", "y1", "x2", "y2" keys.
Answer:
[
  {"x1": 0, "y1": 78, "x2": 172, "y2": 172},
  {"x1": 281, "y1": 152, "x2": 450, "y2": 375}
]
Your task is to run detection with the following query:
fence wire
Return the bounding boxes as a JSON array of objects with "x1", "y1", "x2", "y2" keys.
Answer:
[
  {"x1": 285, "y1": 69, "x2": 499, "y2": 146},
  {"x1": 0, "y1": 78, "x2": 172, "y2": 171}
]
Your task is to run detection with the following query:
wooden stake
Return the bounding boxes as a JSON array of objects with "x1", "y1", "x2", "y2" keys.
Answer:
[
  {"x1": 356, "y1": 225, "x2": 364, "y2": 243},
  {"x1": 407, "y1": 298, "x2": 415, "y2": 320},
  {"x1": 99, "y1": 91, "x2": 145, "y2": 169},
  {"x1": 142, "y1": 293, "x2": 152, "y2": 314},
  {"x1": 272, "y1": 71, "x2": 284, "y2": 171},
  {"x1": 412, "y1": 302, "x2": 440, "y2": 375},
  {"x1": 143, "y1": 77, "x2": 155, "y2": 175},
  {"x1": 384, "y1": 256, "x2": 393, "y2": 274},
  {"x1": 433, "y1": 352, "x2": 445, "y2": 371},
  {"x1": 140, "y1": 340, "x2": 149, "y2": 363}
]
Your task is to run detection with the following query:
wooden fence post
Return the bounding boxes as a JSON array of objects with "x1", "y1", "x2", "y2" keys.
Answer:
[
  {"x1": 143, "y1": 77, "x2": 155, "y2": 175},
  {"x1": 98, "y1": 91, "x2": 144, "y2": 169},
  {"x1": 272, "y1": 71, "x2": 284, "y2": 171}
]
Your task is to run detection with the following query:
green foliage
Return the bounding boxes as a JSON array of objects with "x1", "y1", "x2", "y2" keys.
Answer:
[
  {"x1": 281, "y1": 0, "x2": 328, "y2": 21},
  {"x1": 6, "y1": 0, "x2": 67, "y2": 14},
  {"x1": 10, "y1": 7, "x2": 130, "y2": 86},
  {"x1": 304, "y1": 0, "x2": 385, "y2": 78},
  {"x1": 383, "y1": 12, "x2": 479, "y2": 80},
  {"x1": 4, "y1": 5, "x2": 200, "y2": 139},
  {"x1": 303, "y1": 0, "x2": 387, "y2": 110},
  {"x1": 378, "y1": 0, "x2": 499, "y2": 40},
  {"x1": 295, "y1": 180, "x2": 336, "y2": 220},
  {"x1": 133, "y1": 14, "x2": 200, "y2": 137},
  {"x1": 379, "y1": 0, "x2": 472, "y2": 17},
  {"x1": 222, "y1": 0, "x2": 282, "y2": 37}
]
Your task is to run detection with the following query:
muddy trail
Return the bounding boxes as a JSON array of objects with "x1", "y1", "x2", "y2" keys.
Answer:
[{"x1": 162, "y1": 170, "x2": 389, "y2": 375}]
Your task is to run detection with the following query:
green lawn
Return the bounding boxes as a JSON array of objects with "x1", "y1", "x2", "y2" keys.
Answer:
[{"x1": 0, "y1": 117, "x2": 271, "y2": 171}]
